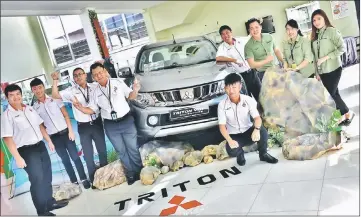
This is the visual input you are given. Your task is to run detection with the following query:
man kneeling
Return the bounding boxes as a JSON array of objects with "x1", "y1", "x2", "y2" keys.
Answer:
[{"x1": 218, "y1": 73, "x2": 278, "y2": 166}]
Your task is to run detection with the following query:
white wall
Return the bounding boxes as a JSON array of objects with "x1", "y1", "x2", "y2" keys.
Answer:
[{"x1": 1, "y1": 17, "x2": 46, "y2": 82}]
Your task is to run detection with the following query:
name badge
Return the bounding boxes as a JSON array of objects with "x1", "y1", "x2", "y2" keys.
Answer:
[
  {"x1": 111, "y1": 111, "x2": 117, "y2": 120},
  {"x1": 91, "y1": 114, "x2": 97, "y2": 120}
]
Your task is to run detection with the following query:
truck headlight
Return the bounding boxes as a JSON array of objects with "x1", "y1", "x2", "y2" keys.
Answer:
[
  {"x1": 148, "y1": 115, "x2": 159, "y2": 126},
  {"x1": 133, "y1": 93, "x2": 156, "y2": 107},
  {"x1": 217, "y1": 80, "x2": 225, "y2": 94}
]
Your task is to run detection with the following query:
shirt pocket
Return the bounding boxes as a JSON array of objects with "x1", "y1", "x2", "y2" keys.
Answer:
[
  {"x1": 13, "y1": 116, "x2": 31, "y2": 131},
  {"x1": 47, "y1": 101, "x2": 60, "y2": 115},
  {"x1": 253, "y1": 47, "x2": 266, "y2": 58},
  {"x1": 225, "y1": 108, "x2": 235, "y2": 120}
]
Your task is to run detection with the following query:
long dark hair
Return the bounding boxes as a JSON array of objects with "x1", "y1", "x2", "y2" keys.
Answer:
[
  {"x1": 285, "y1": 19, "x2": 303, "y2": 36},
  {"x1": 311, "y1": 9, "x2": 334, "y2": 41}
]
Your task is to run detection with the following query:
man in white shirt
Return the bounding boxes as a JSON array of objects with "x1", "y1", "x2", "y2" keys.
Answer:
[
  {"x1": 51, "y1": 68, "x2": 108, "y2": 188},
  {"x1": 218, "y1": 73, "x2": 278, "y2": 166},
  {"x1": 30, "y1": 78, "x2": 91, "y2": 189},
  {"x1": 1, "y1": 84, "x2": 68, "y2": 216},
  {"x1": 73, "y1": 62, "x2": 142, "y2": 185},
  {"x1": 216, "y1": 25, "x2": 262, "y2": 102}
]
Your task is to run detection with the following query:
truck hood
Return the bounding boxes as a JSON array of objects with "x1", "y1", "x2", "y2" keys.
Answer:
[{"x1": 135, "y1": 62, "x2": 231, "y2": 92}]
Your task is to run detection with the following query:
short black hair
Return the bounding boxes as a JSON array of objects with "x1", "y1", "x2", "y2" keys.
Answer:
[
  {"x1": 219, "y1": 25, "x2": 232, "y2": 35},
  {"x1": 90, "y1": 62, "x2": 105, "y2": 73},
  {"x1": 246, "y1": 18, "x2": 261, "y2": 30},
  {"x1": 30, "y1": 78, "x2": 44, "y2": 88},
  {"x1": 4, "y1": 84, "x2": 22, "y2": 97},
  {"x1": 73, "y1": 67, "x2": 85, "y2": 74},
  {"x1": 224, "y1": 73, "x2": 242, "y2": 86}
]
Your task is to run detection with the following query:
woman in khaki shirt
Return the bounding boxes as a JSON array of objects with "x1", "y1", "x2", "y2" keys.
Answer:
[
  {"x1": 282, "y1": 19, "x2": 315, "y2": 78},
  {"x1": 311, "y1": 9, "x2": 354, "y2": 126}
]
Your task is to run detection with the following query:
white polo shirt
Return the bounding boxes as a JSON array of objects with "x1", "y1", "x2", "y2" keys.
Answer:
[
  {"x1": 216, "y1": 37, "x2": 251, "y2": 73},
  {"x1": 60, "y1": 82, "x2": 100, "y2": 123},
  {"x1": 89, "y1": 78, "x2": 132, "y2": 120},
  {"x1": 218, "y1": 94, "x2": 259, "y2": 134},
  {"x1": 1, "y1": 104, "x2": 44, "y2": 148},
  {"x1": 33, "y1": 96, "x2": 67, "y2": 135}
]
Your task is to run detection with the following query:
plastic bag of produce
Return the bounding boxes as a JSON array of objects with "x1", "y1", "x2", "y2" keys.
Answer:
[
  {"x1": 139, "y1": 140, "x2": 194, "y2": 167},
  {"x1": 140, "y1": 166, "x2": 161, "y2": 185}
]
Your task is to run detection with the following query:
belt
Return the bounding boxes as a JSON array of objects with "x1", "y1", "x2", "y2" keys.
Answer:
[
  {"x1": 78, "y1": 117, "x2": 101, "y2": 126},
  {"x1": 18, "y1": 141, "x2": 42, "y2": 150},
  {"x1": 105, "y1": 112, "x2": 130, "y2": 122},
  {"x1": 50, "y1": 128, "x2": 68, "y2": 137}
]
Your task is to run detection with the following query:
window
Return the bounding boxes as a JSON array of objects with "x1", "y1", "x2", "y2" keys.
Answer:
[
  {"x1": 39, "y1": 15, "x2": 91, "y2": 66},
  {"x1": 137, "y1": 39, "x2": 217, "y2": 73},
  {"x1": 98, "y1": 13, "x2": 149, "y2": 51}
]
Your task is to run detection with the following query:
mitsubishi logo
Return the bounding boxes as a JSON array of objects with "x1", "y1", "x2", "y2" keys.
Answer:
[
  {"x1": 182, "y1": 91, "x2": 193, "y2": 100},
  {"x1": 160, "y1": 195, "x2": 202, "y2": 216}
]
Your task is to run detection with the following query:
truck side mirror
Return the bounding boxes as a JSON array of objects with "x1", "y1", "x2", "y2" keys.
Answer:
[{"x1": 118, "y1": 67, "x2": 133, "y2": 78}]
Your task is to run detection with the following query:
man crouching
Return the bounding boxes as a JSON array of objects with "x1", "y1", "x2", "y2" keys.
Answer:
[{"x1": 218, "y1": 73, "x2": 278, "y2": 166}]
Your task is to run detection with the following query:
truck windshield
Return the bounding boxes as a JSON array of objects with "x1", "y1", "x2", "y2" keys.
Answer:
[{"x1": 137, "y1": 39, "x2": 217, "y2": 73}]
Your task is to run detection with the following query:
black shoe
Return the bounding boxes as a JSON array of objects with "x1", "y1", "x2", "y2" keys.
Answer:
[
  {"x1": 236, "y1": 153, "x2": 246, "y2": 166},
  {"x1": 82, "y1": 180, "x2": 91, "y2": 189},
  {"x1": 48, "y1": 200, "x2": 69, "y2": 211},
  {"x1": 259, "y1": 153, "x2": 278, "y2": 164},
  {"x1": 91, "y1": 185, "x2": 97, "y2": 190},
  {"x1": 39, "y1": 212, "x2": 56, "y2": 216},
  {"x1": 339, "y1": 112, "x2": 355, "y2": 127}
]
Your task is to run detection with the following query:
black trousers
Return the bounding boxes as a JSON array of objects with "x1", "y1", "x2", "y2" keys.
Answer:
[
  {"x1": 77, "y1": 118, "x2": 108, "y2": 183},
  {"x1": 18, "y1": 141, "x2": 56, "y2": 215},
  {"x1": 257, "y1": 71, "x2": 265, "y2": 82},
  {"x1": 50, "y1": 129, "x2": 87, "y2": 183},
  {"x1": 226, "y1": 126, "x2": 268, "y2": 160},
  {"x1": 320, "y1": 67, "x2": 349, "y2": 115},
  {"x1": 240, "y1": 69, "x2": 262, "y2": 102}
]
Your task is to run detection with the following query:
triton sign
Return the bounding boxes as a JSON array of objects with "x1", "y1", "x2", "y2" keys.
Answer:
[{"x1": 114, "y1": 166, "x2": 241, "y2": 213}]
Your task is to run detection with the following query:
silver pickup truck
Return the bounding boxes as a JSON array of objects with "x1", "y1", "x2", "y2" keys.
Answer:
[{"x1": 118, "y1": 36, "x2": 248, "y2": 141}]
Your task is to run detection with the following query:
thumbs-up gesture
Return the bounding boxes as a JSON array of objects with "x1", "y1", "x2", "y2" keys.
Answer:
[
  {"x1": 133, "y1": 78, "x2": 141, "y2": 92},
  {"x1": 51, "y1": 72, "x2": 60, "y2": 80}
]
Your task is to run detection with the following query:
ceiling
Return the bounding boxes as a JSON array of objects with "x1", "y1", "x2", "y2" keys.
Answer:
[{"x1": 1, "y1": 1, "x2": 164, "y2": 16}]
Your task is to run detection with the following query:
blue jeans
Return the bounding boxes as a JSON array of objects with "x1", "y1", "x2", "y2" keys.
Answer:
[{"x1": 103, "y1": 115, "x2": 142, "y2": 177}]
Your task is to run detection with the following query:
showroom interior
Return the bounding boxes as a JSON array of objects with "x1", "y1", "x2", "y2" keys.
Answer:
[{"x1": 1, "y1": 0, "x2": 360, "y2": 216}]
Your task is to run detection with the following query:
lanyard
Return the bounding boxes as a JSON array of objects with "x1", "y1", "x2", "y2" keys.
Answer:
[
  {"x1": 290, "y1": 40, "x2": 298, "y2": 62},
  {"x1": 99, "y1": 80, "x2": 114, "y2": 111},
  {"x1": 78, "y1": 85, "x2": 90, "y2": 104}
]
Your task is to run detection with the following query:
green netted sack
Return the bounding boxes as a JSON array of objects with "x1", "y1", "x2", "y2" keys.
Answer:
[
  {"x1": 282, "y1": 131, "x2": 347, "y2": 160},
  {"x1": 259, "y1": 66, "x2": 345, "y2": 160},
  {"x1": 260, "y1": 66, "x2": 336, "y2": 138},
  {"x1": 139, "y1": 140, "x2": 194, "y2": 167}
]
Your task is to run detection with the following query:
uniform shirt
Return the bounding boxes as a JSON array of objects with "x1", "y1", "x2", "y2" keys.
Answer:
[
  {"x1": 1, "y1": 104, "x2": 44, "y2": 148},
  {"x1": 89, "y1": 78, "x2": 132, "y2": 120},
  {"x1": 216, "y1": 37, "x2": 251, "y2": 73},
  {"x1": 311, "y1": 27, "x2": 345, "y2": 74},
  {"x1": 60, "y1": 82, "x2": 100, "y2": 122},
  {"x1": 244, "y1": 33, "x2": 277, "y2": 72},
  {"x1": 282, "y1": 34, "x2": 315, "y2": 78},
  {"x1": 33, "y1": 96, "x2": 67, "y2": 135},
  {"x1": 218, "y1": 94, "x2": 259, "y2": 134}
]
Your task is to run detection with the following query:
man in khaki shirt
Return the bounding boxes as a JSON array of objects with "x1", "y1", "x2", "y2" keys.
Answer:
[{"x1": 244, "y1": 18, "x2": 284, "y2": 81}]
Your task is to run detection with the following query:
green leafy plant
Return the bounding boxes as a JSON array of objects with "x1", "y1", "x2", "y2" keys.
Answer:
[
  {"x1": 315, "y1": 110, "x2": 342, "y2": 133},
  {"x1": 107, "y1": 149, "x2": 119, "y2": 163},
  {"x1": 267, "y1": 126, "x2": 285, "y2": 148}
]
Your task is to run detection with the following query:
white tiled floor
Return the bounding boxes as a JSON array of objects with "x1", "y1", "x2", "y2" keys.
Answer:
[{"x1": 1, "y1": 65, "x2": 359, "y2": 216}]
